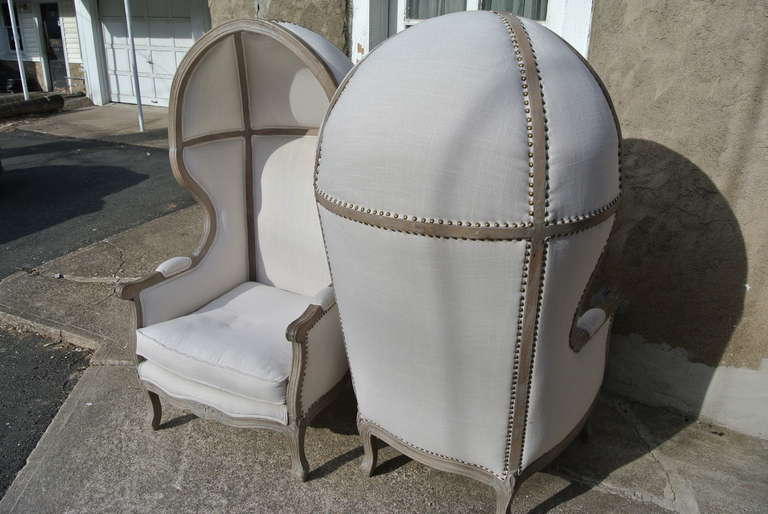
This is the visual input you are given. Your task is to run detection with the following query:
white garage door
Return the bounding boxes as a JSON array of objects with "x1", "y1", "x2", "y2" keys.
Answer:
[{"x1": 100, "y1": 0, "x2": 197, "y2": 107}]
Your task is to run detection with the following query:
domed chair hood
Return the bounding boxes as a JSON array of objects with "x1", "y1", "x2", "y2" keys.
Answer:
[{"x1": 315, "y1": 10, "x2": 620, "y2": 512}]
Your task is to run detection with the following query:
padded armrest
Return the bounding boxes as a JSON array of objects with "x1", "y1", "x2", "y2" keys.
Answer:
[
  {"x1": 570, "y1": 292, "x2": 619, "y2": 352},
  {"x1": 155, "y1": 256, "x2": 192, "y2": 278},
  {"x1": 286, "y1": 285, "x2": 336, "y2": 344},
  {"x1": 311, "y1": 285, "x2": 336, "y2": 312}
]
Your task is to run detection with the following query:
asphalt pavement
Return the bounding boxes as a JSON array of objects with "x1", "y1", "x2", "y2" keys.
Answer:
[
  {"x1": 0, "y1": 130, "x2": 194, "y2": 279},
  {"x1": 0, "y1": 325, "x2": 90, "y2": 496}
]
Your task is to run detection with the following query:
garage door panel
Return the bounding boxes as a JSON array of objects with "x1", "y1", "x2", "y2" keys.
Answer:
[
  {"x1": 154, "y1": 78, "x2": 173, "y2": 103},
  {"x1": 102, "y1": 18, "x2": 127, "y2": 44},
  {"x1": 172, "y1": 21, "x2": 194, "y2": 47},
  {"x1": 170, "y1": 0, "x2": 191, "y2": 17},
  {"x1": 101, "y1": 0, "x2": 202, "y2": 107},
  {"x1": 132, "y1": 19, "x2": 150, "y2": 46},
  {"x1": 150, "y1": 49, "x2": 177, "y2": 76},
  {"x1": 150, "y1": 20, "x2": 173, "y2": 47},
  {"x1": 99, "y1": 0, "x2": 123, "y2": 17}
]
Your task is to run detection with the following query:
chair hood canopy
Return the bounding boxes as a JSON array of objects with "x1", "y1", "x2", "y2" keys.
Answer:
[
  {"x1": 153, "y1": 19, "x2": 351, "y2": 317},
  {"x1": 315, "y1": 9, "x2": 621, "y2": 495}
]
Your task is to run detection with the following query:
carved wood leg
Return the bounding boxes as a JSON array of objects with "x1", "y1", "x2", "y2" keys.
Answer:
[
  {"x1": 358, "y1": 422, "x2": 378, "y2": 477},
  {"x1": 148, "y1": 391, "x2": 162, "y2": 430},
  {"x1": 494, "y1": 478, "x2": 517, "y2": 514},
  {"x1": 287, "y1": 422, "x2": 309, "y2": 481}
]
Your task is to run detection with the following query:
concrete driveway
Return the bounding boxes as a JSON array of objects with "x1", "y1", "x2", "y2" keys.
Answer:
[{"x1": 0, "y1": 129, "x2": 194, "y2": 279}]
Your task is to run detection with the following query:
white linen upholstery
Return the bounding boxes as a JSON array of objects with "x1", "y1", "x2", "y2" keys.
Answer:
[
  {"x1": 140, "y1": 138, "x2": 249, "y2": 327},
  {"x1": 137, "y1": 282, "x2": 310, "y2": 404},
  {"x1": 315, "y1": 10, "x2": 620, "y2": 490},
  {"x1": 252, "y1": 135, "x2": 331, "y2": 297},
  {"x1": 317, "y1": 11, "x2": 532, "y2": 225},
  {"x1": 181, "y1": 35, "x2": 244, "y2": 140},
  {"x1": 243, "y1": 32, "x2": 330, "y2": 129},
  {"x1": 278, "y1": 22, "x2": 350, "y2": 85},
  {"x1": 130, "y1": 21, "x2": 352, "y2": 468},
  {"x1": 138, "y1": 360, "x2": 288, "y2": 424},
  {"x1": 520, "y1": 19, "x2": 620, "y2": 221},
  {"x1": 521, "y1": 220, "x2": 613, "y2": 468},
  {"x1": 319, "y1": 207, "x2": 527, "y2": 475}
]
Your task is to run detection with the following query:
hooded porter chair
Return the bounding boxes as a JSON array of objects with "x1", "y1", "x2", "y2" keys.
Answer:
[
  {"x1": 315, "y1": 11, "x2": 621, "y2": 511},
  {"x1": 119, "y1": 20, "x2": 352, "y2": 480}
]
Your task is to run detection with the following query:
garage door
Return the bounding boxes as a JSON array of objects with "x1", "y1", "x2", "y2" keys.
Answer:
[{"x1": 100, "y1": 0, "x2": 196, "y2": 107}]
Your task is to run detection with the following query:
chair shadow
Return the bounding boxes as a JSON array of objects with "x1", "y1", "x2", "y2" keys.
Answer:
[
  {"x1": 157, "y1": 414, "x2": 197, "y2": 431},
  {"x1": 523, "y1": 138, "x2": 747, "y2": 512}
]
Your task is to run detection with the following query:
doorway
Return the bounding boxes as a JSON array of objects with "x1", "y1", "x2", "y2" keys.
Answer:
[{"x1": 40, "y1": 3, "x2": 67, "y2": 91}]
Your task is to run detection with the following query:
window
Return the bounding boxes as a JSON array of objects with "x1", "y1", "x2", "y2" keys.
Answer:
[
  {"x1": 1, "y1": 3, "x2": 22, "y2": 51},
  {"x1": 357, "y1": 0, "x2": 591, "y2": 63}
]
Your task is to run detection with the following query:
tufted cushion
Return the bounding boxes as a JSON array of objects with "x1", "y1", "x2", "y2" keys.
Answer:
[{"x1": 137, "y1": 282, "x2": 311, "y2": 404}]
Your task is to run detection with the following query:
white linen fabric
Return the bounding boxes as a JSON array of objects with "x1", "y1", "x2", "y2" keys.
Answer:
[
  {"x1": 317, "y1": 11, "x2": 532, "y2": 225},
  {"x1": 138, "y1": 282, "x2": 310, "y2": 404},
  {"x1": 243, "y1": 32, "x2": 330, "y2": 129},
  {"x1": 521, "y1": 220, "x2": 613, "y2": 469},
  {"x1": 520, "y1": 19, "x2": 619, "y2": 221},
  {"x1": 252, "y1": 135, "x2": 331, "y2": 297},
  {"x1": 278, "y1": 22, "x2": 351, "y2": 85},
  {"x1": 320, "y1": 205, "x2": 526, "y2": 475},
  {"x1": 181, "y1": 35, "x2": 244, "y2": 140},
  {"x1": 315, "y1": 10, "x2": 619, "y2": 483},
  {"x1": 300, "y1": 304, "x2": 347, "y2": 415},
  {"x1": 140, "y1": 138, "x2": 249, "y2": 327},
  {"x1": 138, "y1": 360, "x2": 288, "y2": 424}
]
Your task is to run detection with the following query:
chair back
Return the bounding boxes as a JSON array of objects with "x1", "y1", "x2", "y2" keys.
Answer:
[
  {"x1": 315, "y1": 11, "x2": 620, "y2": 478},
  {"x1": 170, "y1": 20, "x2": 351, "y2": 298}
]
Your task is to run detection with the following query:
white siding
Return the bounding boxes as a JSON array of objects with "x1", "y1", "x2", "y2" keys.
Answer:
[{"x1": 60, "y1": 0, "x2": 81, "y2": 63}]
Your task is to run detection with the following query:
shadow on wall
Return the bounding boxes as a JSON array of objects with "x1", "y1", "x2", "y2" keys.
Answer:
[{"x1": 532, "y1": 138, "x2": 747, "y2": 511}]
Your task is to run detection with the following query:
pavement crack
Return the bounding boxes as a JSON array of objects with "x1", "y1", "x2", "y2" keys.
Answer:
[{"x1": 611, "y1": 397, "x2": 700, "y2": 513}]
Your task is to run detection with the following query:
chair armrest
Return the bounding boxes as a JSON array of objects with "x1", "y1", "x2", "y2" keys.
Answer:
[
  {"x1": 570, "y1": 293, "x2": 619, "y2": 352},
  {"x1": 286, "y1": 285, "x2": 336, "y2": 344},
  {"x1": 117, "y1": 256, "x2": 193, "y2": 300}
]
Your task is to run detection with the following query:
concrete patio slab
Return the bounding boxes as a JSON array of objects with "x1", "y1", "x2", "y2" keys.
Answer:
[
  {"x1": 18, "y1": 103, "x2": 169, "y2": 149},
  {"x1": 1, "y1": 363, "x2": 765, "y2": 513},
  {"x1": 0, "y1": 204, "x2": 204, "y2": 365}
]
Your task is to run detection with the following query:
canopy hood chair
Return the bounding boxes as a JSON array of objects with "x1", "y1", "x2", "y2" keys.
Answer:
[
  {"x1": 315, "y1": 11, "x2": 620, "y2": 512},
  {"x1": 119, "y1": 19, "x2": 352, "y2": 481}
]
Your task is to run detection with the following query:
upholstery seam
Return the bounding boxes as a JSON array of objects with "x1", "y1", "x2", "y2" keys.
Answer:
[
  {"x1": 139, "y1": 359, "x2": 287, "y2": 405},
  {"x1": 138, "y1": 330, "x2": 290, "y2": 385},
  {"x1": 297, "y1": 305, "x2": 335, "y2": 414},
  {"x1": 518, "y1": 241, "x2": 549, "y2": 472}
]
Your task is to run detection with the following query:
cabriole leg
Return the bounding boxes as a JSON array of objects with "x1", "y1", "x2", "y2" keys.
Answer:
[
  {"x1": 358, "y1": 422, "x2": 378, "y2": 477},
  {"x1": 494, "y1": 478, "x2": 517, "y2": 514},
  {"x1": 147, "y1": 391, "x2": 162, "y2": 430},
  {"x1": 287, "y1": 422, "x2": 309, "y2": 481}
]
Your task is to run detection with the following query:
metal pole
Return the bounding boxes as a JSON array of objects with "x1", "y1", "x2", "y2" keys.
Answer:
[
  {"x1": 123, "y1": 0, "x2": 144, "y2": 132},
  {"x1": 7, "y1": 0, "x2": 28, "y2": 100}
]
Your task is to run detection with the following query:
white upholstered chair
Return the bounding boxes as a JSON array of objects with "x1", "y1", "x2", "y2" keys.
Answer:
[
  {"x1": 119, "y1": 20, "x2": 352, "y2": 481},
  {"x1": 315, "y1": 11, "x2": 620, "y2": 512}
]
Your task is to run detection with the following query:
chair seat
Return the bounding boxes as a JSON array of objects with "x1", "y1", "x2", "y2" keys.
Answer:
[{"x1": 136, "y1": 281, "x2": 312, "y2": 405}]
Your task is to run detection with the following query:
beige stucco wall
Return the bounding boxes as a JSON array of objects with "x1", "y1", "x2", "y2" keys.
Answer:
[
  {"x1": 589, "y1": 0, "x2": 768, "y2": 435},
  {"x1": 207, "y1": 0, "x2": 348, "y2": 52}
]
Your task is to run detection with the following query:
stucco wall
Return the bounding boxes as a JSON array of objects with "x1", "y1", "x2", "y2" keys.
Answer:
[
  {"x1": 588, "y1": 0, "x2": 768, "y2": 436},
  {"x1": 208, "y1": 0, "x2": 348, "y2": 52}
]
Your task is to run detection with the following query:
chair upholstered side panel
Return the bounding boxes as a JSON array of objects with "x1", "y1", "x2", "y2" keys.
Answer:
[
  {"x1": 519, "y1": 19, "x2": 619, "y2": 222},
  {"x1": 278, "y1": 22, "x2": 351, "y2": 85},
  {"x1": 520, "y1": 218, "x2": 614, "y2": 469},
  {"x1": 243, "y1": 32, "x2": 330, "y2": 130},
  {"x1": 140, "y1": 138, "x2": 249, "y2": 326},
  {"x1": 320, "y1": 205, "x2": 527, "y2": 476},
  {"x1": 300, "y1": 304, "x2": 347, "y2": 415},
  {"x1": 316, "y1": 11, "x2": 534, "y2": 226},
  {"x1": 181, "y1": 35, "x2": 245, "y2": 141},
  {"x1": 252, "y1": 135, "x2": 331, "y2": 297}
]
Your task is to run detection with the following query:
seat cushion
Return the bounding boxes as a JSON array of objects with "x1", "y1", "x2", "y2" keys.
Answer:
[{"x1": 136, "y1": 282, "x2": 312, "y2": 404}]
